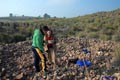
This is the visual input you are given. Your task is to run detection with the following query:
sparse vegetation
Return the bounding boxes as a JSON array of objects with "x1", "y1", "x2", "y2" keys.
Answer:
[{"x1": 0, "y1": 9, "x2": 120, "y2": 43}]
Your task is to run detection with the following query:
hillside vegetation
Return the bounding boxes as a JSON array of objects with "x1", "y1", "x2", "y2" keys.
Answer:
[{"x1": 0, "y1": 9, "x2": 120, "y2": 43}]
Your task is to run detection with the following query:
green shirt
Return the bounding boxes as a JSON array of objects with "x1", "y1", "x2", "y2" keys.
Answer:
[{"x1": 32, "y1": 29, "x2": 44, "y2": 52}]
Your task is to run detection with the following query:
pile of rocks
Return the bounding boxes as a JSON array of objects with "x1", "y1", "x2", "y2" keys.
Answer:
[
  {"x1": 1, "y1": 41, "x2": 35, "y2": 80},
  {"x1": 0, "y1": 38, "x2": 120, "y2": 80}
]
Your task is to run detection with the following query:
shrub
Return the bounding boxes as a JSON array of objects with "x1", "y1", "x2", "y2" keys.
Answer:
[
  {"x1": 13, "y1": 33, "x2": 26, "y2": 42},
  {"x1": 99, "y1": 34, "x2": 111, "y2": 41},
  {"x1": 85, "y1": 26, "x2": 99, "y2": 32},
  {"x1": 0, "y1": 33, "x2": 12, "y2": 43},
  {"x1": 112, "y1": 35, "x2": 120, "y2": 41},
  {"x1": 88, "y1": 32, "x2": 99, "y2": 38},
  {"x1": 76, "y1": 32, "x2": 86, "y2": 38}
]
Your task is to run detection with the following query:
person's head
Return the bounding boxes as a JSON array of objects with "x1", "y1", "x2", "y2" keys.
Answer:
[
  {"x1": 41, "y1": 26, "x2": 49, "y2": 35},
  {"x1": 43, "y1": 26, "x2": 49, "y2": 31},
  {"x1": 47, "y1": 30, "x2": 51, "y2": 37}
]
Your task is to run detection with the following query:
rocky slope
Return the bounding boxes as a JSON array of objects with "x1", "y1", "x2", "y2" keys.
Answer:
[{"x1": 0, "y1": 37, "x2": 120, "y2": 80}]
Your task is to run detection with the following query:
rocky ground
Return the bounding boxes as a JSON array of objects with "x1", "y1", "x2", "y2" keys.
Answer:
[{"x1": 0, "y1": 37, "x2": 120, "y2": 80}]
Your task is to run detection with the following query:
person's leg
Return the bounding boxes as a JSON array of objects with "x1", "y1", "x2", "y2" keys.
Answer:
[
  {"x1": 35, "y1": 48, "x2": 46, "y2": 72},
  {"x1": 51, "y1": 48, "x2": 56, "y2": 64},
  {"x1": 48, "y1": 48, "x2": 52, "y2": 63},
  {"x1": 43, "y1": 54, "x2": 47, "y2": 71},
  {"x1": 32, "y1": 48, "x2": 40, "y2": 72},
  {"x1": 50, "y1": 48, "x2": 56, "y2": 69}
]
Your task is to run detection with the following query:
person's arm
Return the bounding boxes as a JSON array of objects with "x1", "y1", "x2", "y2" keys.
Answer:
[
  {"x1": 43, "y1": 35, "x2": 48, "y2": 52},
  {"x1": 43, "y1": 35, "x2": 48, "y2": 44}
]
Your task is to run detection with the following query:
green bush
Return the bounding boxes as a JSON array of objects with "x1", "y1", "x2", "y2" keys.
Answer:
[
  {"x1": 88, "y1": 32, "x2": 99, "y2": 38},
  {"x1": 104, "y1": 29, "x2": 114, "y2": 35},
  {"x1": 13, "y1": 34, "x2": 26, "y2": 42},
  {"x1": 85, "y1": 26, "x2": 99, "y2": 32},
  {"x1": 112, "y1": 35, "x2": 120, "y2": 41},
  {"x1": 25, "y1": 26, "x2": 34, "y2": 37},
  {"x1": 0, "y1": 33, "x2": 12, "y2": 43},
  {"x1": 100, "y1": 34, "x2": 111, "y2": 41},
  {"x1": 76, "y1": 32, "x2": 86, "y2": 38}
]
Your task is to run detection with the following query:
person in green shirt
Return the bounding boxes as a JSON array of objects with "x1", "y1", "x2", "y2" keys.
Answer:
[{"x1": 31, "y1": 28, "x2": 47, "y2": 77}]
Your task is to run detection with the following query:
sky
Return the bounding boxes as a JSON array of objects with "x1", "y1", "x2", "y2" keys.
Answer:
[{"x1": 0, "y1": 0, "x2": 120, "y2": 18}]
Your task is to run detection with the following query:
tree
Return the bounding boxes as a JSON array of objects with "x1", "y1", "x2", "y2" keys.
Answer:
[
  {"x1": 9, "y1": 13, "x2": 13, "y2": 17},
  {"x1": 43, "y1": 13, "x2": 51, "y2": 18}
]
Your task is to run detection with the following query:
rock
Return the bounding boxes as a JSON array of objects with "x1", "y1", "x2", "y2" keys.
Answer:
[
  {"x1": 15, "y1": 73, "x2": 24, "y2": 80},
  {"x1": 12, "y1": 73, "x2": 16, "y2": 77},
  {"x1": 104, "y1": 53, "x2": 110, "y2": 56},
  {"x1": 114, "y1": 73, "x2": 120, "y2": 76},
  {"x1": 1, "y1": 68, "x2": 6, "y2": 77},
  {"x1": 114, "y1": 73, "x2": 120, "y2": 79},
  {"x1": 2, "y1": 76, "x2": 7, "y2": 80},
  {"x1": 96, "y1": 75, "x2": 101, "y2": 80},
  {"x1": 18, "y1": 65, "x2": 22, "y2": 69}
]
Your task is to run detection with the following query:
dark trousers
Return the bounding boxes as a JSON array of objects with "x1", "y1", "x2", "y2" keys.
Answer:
[{"x1": 32, "y1": 47, "x2": 47, "y2": 72}]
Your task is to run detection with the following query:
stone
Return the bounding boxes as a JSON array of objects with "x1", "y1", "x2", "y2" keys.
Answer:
[
  {"x1": 114, "y1": 73, "x2": 120, "y2": 79},
  {"x1": 1, "y1": 68, "x2": 6, "y2": 77},
  {"x1": 15, "y1": 73, "x2": 24, "y2": 80},
  {"x1": 18, "y1": 65, "x2": 22, "y2": 69}
]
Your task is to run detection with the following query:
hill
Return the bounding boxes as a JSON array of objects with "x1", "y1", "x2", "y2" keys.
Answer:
[
  {"x1": 0, "y1": 9, "x2": 120, "y2": 43},
  {"x1": 0, "y1": 9, "x2": 120, "y2": 80}
]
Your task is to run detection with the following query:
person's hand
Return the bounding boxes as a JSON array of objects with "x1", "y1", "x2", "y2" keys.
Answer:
[{"x1": 43, "y1": 51, "x2": 47, "y2": 54}]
